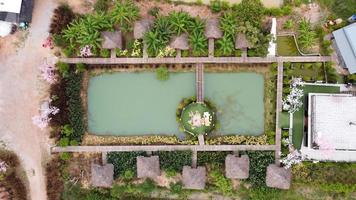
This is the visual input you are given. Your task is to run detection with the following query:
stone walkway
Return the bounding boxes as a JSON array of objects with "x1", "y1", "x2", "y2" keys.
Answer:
[
  {"x1": 59, "y1": 56, "x2": 331, "y2": 64},
  {"x1": 274, "y1": 61, "x2": 284, "y2": 164},
  {"x1": 52, "y1": 144, "x2": 276, "y2": 153},
  {"x1": 196, "y1": 64, "x2": 204, "y2": 103}
]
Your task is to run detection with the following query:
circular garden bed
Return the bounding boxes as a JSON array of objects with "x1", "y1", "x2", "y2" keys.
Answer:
[{"x1": 179, "y1": 101, "x2": 216, "y2": 137}]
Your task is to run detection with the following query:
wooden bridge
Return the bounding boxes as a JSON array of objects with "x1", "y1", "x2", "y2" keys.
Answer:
[{"x1": 196, "y1": 64, "x2": 204, "y2": 103}]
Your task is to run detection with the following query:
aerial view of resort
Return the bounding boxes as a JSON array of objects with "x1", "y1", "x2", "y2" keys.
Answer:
[{"x1": 0, "y1": 0, "x2": 356, "y2": 199}]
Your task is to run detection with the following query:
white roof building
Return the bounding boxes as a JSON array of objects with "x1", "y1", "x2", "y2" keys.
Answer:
[
  {"x1": 0, "y1": 0, "x2": 23, "y2": 13},
  {"x1": 301, "y1": 93, "x2": 356, "y2": 161}
]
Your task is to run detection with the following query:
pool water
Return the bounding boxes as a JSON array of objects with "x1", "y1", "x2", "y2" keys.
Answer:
[{"x1": 88, "y1": 72, "x2": 264, "y2": 136}]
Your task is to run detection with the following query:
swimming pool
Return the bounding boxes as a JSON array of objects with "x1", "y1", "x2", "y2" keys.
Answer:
[{"x1": 88, "y1": 72, "x2": 264, "y2": 136}]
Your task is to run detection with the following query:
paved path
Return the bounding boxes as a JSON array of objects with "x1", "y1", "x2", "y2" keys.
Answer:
[
  {"x1": 59, "y1": 56, "x2": 331, "y2": 64},
  {"x1": 274, "y1": 61, "x2": 284, "y2": 164},
  {"x1": 196, "y1": 64, "x2": 204, "y2": 103},
  {"x1": 0, "y1": 0, "x2": 56, "y2": 199},
  {"x1": 52, "y1": 144, "x2": 276, "y2": 153}
]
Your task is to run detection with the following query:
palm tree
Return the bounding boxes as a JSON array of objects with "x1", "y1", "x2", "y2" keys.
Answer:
[
  {"x1": 111, "y1": 0, "x2": 140, "y2": 32},
  {"x1": 169, "y1": 11, "x2": 193, "y2": 35},
  {"x1": 216, "y1": 35, "x2": 234, "y2": 56},
  {"x1": 189, "y1": 31, "x2": 207, "y2": 56}
]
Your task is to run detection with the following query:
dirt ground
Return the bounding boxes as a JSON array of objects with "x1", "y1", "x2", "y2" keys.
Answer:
[{"x1": 0, "y1": 0, "x2": 58, "y2": 200}]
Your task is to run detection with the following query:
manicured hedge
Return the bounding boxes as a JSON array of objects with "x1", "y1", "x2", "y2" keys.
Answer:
[
  {"x1": 107, "y1": 152, "x2": 145, "y2": 178},
  {"x1": 156, "y1": 151, "x2": 192, "y2": 172},
  {"x1": 197, "y1": 151, "x2": 229, "y2": 166},
  {"x1": 247, "y1": 151, "x2": 275, "y2": 187},
  {"x1": 65, "y1": 70, "x2": 85, "y2": 142}
]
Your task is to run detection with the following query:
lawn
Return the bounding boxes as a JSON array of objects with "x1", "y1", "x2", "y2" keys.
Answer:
[
  {"x1": 279, "y1": 112, "x2": 290, "y2": 129},
  {"x1": 292, "y1": 85, "x2": 340, "y2": 149},
  {"x1": 277, "y1": 36, "x2": 300, "y2": 56}
]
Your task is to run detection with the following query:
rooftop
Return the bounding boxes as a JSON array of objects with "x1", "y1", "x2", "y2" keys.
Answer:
[
  {"x1": 136, "y1": 156, "x2": 160, "y2": 178},
  {"x1": 133, "y1": 19, "x2": 153, "y2": 39},
  {"x1": 332, "y1": 23, "x2": 356, "y2": 74},
  {"x1": 0, "y1": 0, "x2": 33, "y2": 23},
  {"x1": 235, "y1": 33, "x2": 252, "y2": 49},
  {"x1": 170, "y1": 33, "x2": 189, "y2": 50},
  {"x1": 182, "y1": 166, "x2": 206, "y2": 190},
  {"x1": 310, "y1": 93, "x2": 356, "y2": 150},
  {"x1": 204, "y1": 18, "x2": 222, "y2": 39},
  {"x1": 225, "y1": 154, "x2": 249, "y2": 179},
  {"x1": 101, "y1": 31, "x2": 122, "y2": 49},
  {"x1": 91, "y1": 164, "x2": 114, "y2": 188},
  {"x1": 266, "y1": 164, "x2": 291, "y2": 190}
]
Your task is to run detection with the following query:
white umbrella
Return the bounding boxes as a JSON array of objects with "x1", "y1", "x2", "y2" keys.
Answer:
[{"x1": 0, "y1": 21, "x2": 12, "y2": 37}]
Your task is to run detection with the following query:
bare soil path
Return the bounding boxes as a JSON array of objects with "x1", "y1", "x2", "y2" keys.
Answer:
[{"x1": 0, "y1": 0, "x2": 57, "y2": 200}]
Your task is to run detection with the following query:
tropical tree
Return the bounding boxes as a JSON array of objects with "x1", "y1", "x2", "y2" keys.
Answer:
[
  {"x1": 216, "y1": 35, "x2": 234, "y2": 56},
  {"x1": 168, "y1": 11, "x2": 193, "y2": 35},
  {"x1": 233, "y1": 0, "x2": 264, "y2": 27},
  {"x1": 219, "y1": 11, "x2": 237, "y2": 38},
  {"x1": 297, "y1": 18, "x2": 316, "y2": 51},
  {"x1": 111, "y1": 0, "x2": 140, "y2": 32},
  {"x1": 189, "y1": 31, "x2": 208, "y2": 56},
  {"x1": 144, "y1": 30, "x2": 164, "y2": 56}
]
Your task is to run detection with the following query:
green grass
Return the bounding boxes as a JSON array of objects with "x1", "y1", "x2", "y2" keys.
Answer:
[
  {"x1": 277, "y1": 36, "x2": 300, "y2": 56},
  {"x1": 317, "y1": 0, "x2": 356, "y2": 19},
  {"x1": 279, "y1": 112, "x2": 290, "y2": 129},
  {"x1": 292, "y1": 85, "x2": 340, "y2": 149}
]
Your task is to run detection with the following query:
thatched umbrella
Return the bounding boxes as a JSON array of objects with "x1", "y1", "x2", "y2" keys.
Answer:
[
  {"x1": 182, "y1": 166, "x2": 206, "y2": 190},
  {"x1": 170, "y1": 33, "x2": 189, "y2": 50},
  {"x1": 91, "y1": 164, "x2": 114, "y2": 188},
  {"x1": 266, "y1": 164, "x2": 291, "y2": 190},
  {"x1": 225, "y1": 154, "x2": 249, "y2": 179},
  {"x1": 134, "y1": 19, "x2": 154, "y2": 39},
  {"x1": 235, "y1": 33, "x2": 252, "y2": 49},
  {"x1": 101, "y1": 31, "x2": 122, "y2": 49},
  {"x1": 136, "y1": 156, "x2": 160, "y2": 178},
  {"x1": 204, "y1": 18, "x2": 223, "y2": 39}
]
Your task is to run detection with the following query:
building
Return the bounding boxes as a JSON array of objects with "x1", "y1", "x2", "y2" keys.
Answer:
[
  {"x1": 301, "y1": 93, "x2": 356, "y2": 161},
  {"x1": 332, "y1": 23, "x2": 356, "y2": 74},
  {"x1": 0, "y1": 0, "x2": 34, "y2": 23}
]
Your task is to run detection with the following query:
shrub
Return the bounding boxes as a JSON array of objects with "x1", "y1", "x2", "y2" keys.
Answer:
[
  {"x1": 75, "y1": 63, "x2": 86, "y2": 73},
  {"x1": 49, "y1": 4, "x2": 75, "y2": 35},
  {"x1": 136, "y1": 179, "x2": 156, "y2": 194},
  {"x1": 283, "y1": 19, "x2": 294, "y2": 29},
  {"x1": 100, "y1": 48, "x2": 111, "y2": 58},
  {"x1": 233, "y1": 0, "x2": 264, "y2": 27},
  {"x1": 156, "y1": 66, "x2": 169, "y2": 81},
  {"x1": 170, "y1": 182, "x2": 183, "y2": 194},
  {"x1": 148, "y1": 7, "x2": 160, "y2": 17},
  {"x1": 59, "y1": 152, "x2": 71, "y2": 161},
  {"x1": 111, "y1": 0, "x2": 140, "y2": 32},
  {"x1": 157, "y1": 151, "x2": 192, "y2": 172},
  {"x1": 56, "y1": 62, "x2": 69, "y2": 78},
  {"x1": 247, "y1": 151, "x2": 275, "y2": 187},
  {"x1": 122, "y1": 169, "x2": 135, "y2": 181},
  {"x1": 107, "y1": 152, "x2": 145, "y2": 178},
  {"x1": 52, "y1": 34, "x2": 67, "y2": 48},
  {"x1": 94, "y1": 0, "x2": 110, "y2": 13},
  {"x1": 197, "y1": 151, "x2": 228, "y2": 166},
  {"x1": 209, "y1": 167, "x2": 233, "y2": 195},
  {"x1": 62, "y1": 47, "x2": 74, "y2": 57},
  {"x1": 297, "y1": 18, "x2": 316, "y2": 51},
  {"x1": 49, "y1": 77, "x2": 69, "y2": 129},
  {"x1": 209, "y1": 0, "x2": 230, "y2": 13},
  {"x1": 65, "y1": 70, "x2": 85, "y2": 142},
  {"x1": 59, "y1": 137, "x2": 69, "y2": 147}
]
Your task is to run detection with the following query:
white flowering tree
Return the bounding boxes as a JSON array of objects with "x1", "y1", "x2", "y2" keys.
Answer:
[
  {"x1": 32, "y1": 99, "x2": 59, "y2": 129},
  {"x1": 80, "y1": 45, "x2": 93, "y2": 57},
  {"x1": 280, "y1": 149, "x2": 304, "y2": 169},
  {"x1": 0, "y1": 160, "x2": 7, "y2": 173},
  {"x1": 283, "y1": 78, "x2": 304, "y2": 113},
  {"x1": 39, "y1": 61, "x2": 57, "y2": 84}
]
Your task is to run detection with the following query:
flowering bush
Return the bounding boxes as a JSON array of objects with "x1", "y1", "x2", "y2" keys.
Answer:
[
  {"x1": 283, "y1": 78, "x2": 304, "y2": 113},
  {"x1": 39, "y1": 62, "x2": 57, "y2": 84},
  {"x1": 0, "y1": 160, "x2": 7, "y2": 173},
  {"x1": 32, "y1": 99, "x2": 59, "y2": 129},
  {"x1": 280, "y1": 149, "x2": 304, "y2": 169},
  {"x1": 156, "y1": 46, "x2": 175, "y2": 58},
  {"x1": 130, "y1": 39, "x2": 142, "y2": 57},
  {"x1": 79, "y1": 45, "x2": 93, "y2": 57}
]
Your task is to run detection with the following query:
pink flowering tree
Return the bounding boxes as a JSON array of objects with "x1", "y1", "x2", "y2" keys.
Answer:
[
  {"x1": 39, "y1": 61, "x2": 57, "y2": 84},
  {"x1": 32, "y1": 99, "x2": 59, "y2": 129},
  {"x1": 283, "y1": 78, "x2": 304, "y2": 113}
]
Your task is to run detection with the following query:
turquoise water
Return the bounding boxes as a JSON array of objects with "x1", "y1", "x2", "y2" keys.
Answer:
[{"x1": 88, "y1": 72, "x2": 264, "y2": 136}]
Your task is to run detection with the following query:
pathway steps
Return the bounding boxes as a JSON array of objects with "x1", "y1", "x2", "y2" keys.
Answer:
[
  {"x1": 274, "y1": 61, "x2": 284, "y2": 164},
  {"x1": 196, "y1": 64, "x2": 204, "y2": 103}
]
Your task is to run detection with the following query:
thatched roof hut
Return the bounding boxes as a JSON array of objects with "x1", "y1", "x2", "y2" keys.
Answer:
[
  {"x1": 225, "y1": 154, "x2": 249, "y2": 179},
  {"x1": 101, "y1": 31, "x2": 122, "y2": 49},
  {"x1": 235, "y1": 33, "x2": 252, "y2": 49},
  {"x1": 204, "y1": 18, "x2": 223, "y2": 39},
  {"x1": 170, "y1": 33, "x2": 189, "y2": 50},
  {"x1": 134, "y1": 19, "x2": 154, "y2": 39},
  {"x1": 182, "y1": 166, "x2": 206, "y2": 190},
  {"x1": 91, "y1": 164, "x2": 114, "y2": 188},
  {"x1": 266, "y1": 164, "x2": 291, "y2": 190},
  {"x1": 136, "y1": 156, "x2": 160, "y2": 178}
]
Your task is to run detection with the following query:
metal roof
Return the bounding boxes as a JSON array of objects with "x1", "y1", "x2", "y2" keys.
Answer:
[
  {"x1": 0, "y1": 0, "x2": 33, "y2": 23},
  {"x1": 333, "y1": 23, "x2": 356, "y2": 74}
]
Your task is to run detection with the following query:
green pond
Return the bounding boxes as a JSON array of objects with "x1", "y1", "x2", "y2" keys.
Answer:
[{"x1": 88, "y1": 72, "x2": 264, "y2": 136}]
